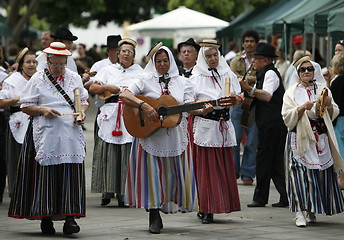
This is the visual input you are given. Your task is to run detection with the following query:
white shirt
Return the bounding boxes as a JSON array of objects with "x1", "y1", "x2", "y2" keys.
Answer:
[
  {"x1": 0, "y1": 72, "x2": 30, "y2": 143},
  {"x1": 94, "y1": 63, "x2": 143, "y2": 144},
  {"x1": 20, "y1": 68, "x2": 89, "y2": 166},
  {"x1": 127, "y1": 73, "x2": 189, "y2": 157},
  {"x1": 185, "y1": 70, "x2": 240, "y2": 147},
  {"x1": 259, "y1": 70, "x2": 280, "y2": 95}
]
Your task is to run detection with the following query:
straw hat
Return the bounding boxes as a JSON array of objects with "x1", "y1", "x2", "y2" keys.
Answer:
[
  {"x1": 118, "y1": 38, "x2": 137, "y2": 48},
  {"x1": 146, "y1": 42, "x2": 163, "y2": 60},
  {"x1": 15, "y1": 47, "x2": 29, "y2": 64},
  {"x1": 293, "y1": 55, "x2": 311, "y2": 68},
  {"x1": 199, "y1": 39, "x2": 221, "y2": 48},
  {"x1": 43, "y1": 42, "x2": 72, "y2": 56}
]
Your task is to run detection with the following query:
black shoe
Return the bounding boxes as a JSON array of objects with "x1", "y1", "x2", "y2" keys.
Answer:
[
  {"x1": 202, "y1": 213, "x2": 214, "y2": 224},
  {"x1": 117, "y1": 194, "x2": 127, "y2": 207},
  {"x1": 149, "y1": 209, "x2": 162, "y2": 234},
  {"x1": 63, "y1": 217, "x2": 80, "y2": 235},
  {"x1": 272, "y1": 202, "x2": 289, "y2": 207},
  {"x1": 247, "y1": 201, "x2": 265, "y2": 207},
  {"x1": 101, "y1": 193, "x2": 112, "y2": 206},
  {"x1": 40, "y1": 217, "x2": 55, "y2": 235},
  {"x1": 197, "y1": 211, "x2": 204, "y2": 219}
]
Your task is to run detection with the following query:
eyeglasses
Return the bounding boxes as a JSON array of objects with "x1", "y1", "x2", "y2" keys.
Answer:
[
  {"x1": 299, "y1": 66, "x2": 315, "y2": 72},
  {"x1": 120, "y1": 49, "x2": 134, "y2": 55},
  {"x1": 48, "y1": 59, "x2": 66, "y2": 68}
]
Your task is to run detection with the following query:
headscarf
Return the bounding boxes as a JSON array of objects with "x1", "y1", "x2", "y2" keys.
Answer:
[
  {"x1": 143, "y1": 45, "x2": 179, "y2": 79},
  {"x1": 289, "y1": 59, "x2": 326, "y2": 89},
  {"x1": 192, "y1": 46, "x2": 231, "y2": 77}
]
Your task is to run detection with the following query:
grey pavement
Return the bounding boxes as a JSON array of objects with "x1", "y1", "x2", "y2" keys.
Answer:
[{"x1": 0, "y1": 97, "x2": 343, "y2": 240}]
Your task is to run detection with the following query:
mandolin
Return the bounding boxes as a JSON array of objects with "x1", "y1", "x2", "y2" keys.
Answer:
[
  {"x1": 123, "y1": 95, "x2": 237, "y2": 138},
  {"x1": 315, "y1": 87, "x2": 329, "y2": 118}
]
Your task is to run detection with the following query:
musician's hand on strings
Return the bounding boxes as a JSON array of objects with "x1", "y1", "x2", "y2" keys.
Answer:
[
  {"x1": 41, "y1": 106, "x2": 61, "y2": 119},
  {"x1": 239, "y1": 80, "x2": 251, "y2": 91},
  {"x1": 323, "y1": 96, "x2": 332, "y2": 107},
  {"x1": 107, "y1": 85, "x2": 121, "y2": 95},
  {"x1": 82, "y1": 72, "x2": 91, "y2": 84},
  {"x1": 142, "y1": 103, "x2": 158, "y2": 121},
  {"x1": 202, "y1": 103, "x2": 214, "y2": 115}
]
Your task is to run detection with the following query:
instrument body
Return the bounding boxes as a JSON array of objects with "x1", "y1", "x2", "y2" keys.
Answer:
[
  {"x1": 123, "y1": 95, "x2": 237, "y2": 138},
  {"x1": 240, "y1": 64, "x2": 255, "y2": 128},
  {"x1": 315, "y1": 87, "x2": 329, "y2": 118}
]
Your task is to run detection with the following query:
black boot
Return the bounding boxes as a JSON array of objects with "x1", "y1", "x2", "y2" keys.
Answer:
[
  {"x1": 63, "y1": 217, "x2": 80, "y2": 235},
  {"x1": 117, "y1": 194, "x2": 126, "y2": 207},
  {"x1": 202, "y1": 213, "x2": 214, "y2": 224},
  {"x1": 101, "y1": 193, "x2": 112, "y2": 206},
  {"x1": 149, "y1": 209, "x2": 163, "y2": 234},
  {"x1": 40, "y1": 217, "x2": 55, "y2": 235}
]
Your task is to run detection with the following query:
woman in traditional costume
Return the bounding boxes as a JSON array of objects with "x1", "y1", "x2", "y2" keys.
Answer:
[
  {"x1": 282, "y1": 56, "x2": 344, "y2": 227},
  {"x1": 120, "y1": 43, "x2": 198, "y2": 234},
  {"x1": 185, "y1": 39, "x2": 241, "y2": 224},
  {"x1": 0, "y1": 48, "x2": 36, "y2": 196},
  {"x1": 8, "y1": 42, "x2": 88, "y2": 235},
  {"x1": 89, "y1": 38, "x2": 142, "y2": 206}
]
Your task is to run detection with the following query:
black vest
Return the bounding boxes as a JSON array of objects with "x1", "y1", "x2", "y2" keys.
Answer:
[{"x1": 255, "y1": 63, "x2": 285, "y2": 128}]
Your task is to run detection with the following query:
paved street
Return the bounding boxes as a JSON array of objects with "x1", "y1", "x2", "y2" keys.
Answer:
[{"x1": 0, "y1": 98, "x2": 343, "y2": 240}]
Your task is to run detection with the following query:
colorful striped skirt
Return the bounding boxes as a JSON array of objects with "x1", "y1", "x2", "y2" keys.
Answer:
[
  {"x1": 125, "y1": 138, "x2": 198, "y2": 213},
  {"x1": 8, "y1": 122, "x2": 86, "y2": 220},
  {"x1": 91, "y1": 138, "x2": 131, "y2": 195},
  {"x1": 287, "y1": 140, "x2": 344, "y2": 215},
  {"x1": 194, "y1": 145, "x2": 241, "y2": 214}
]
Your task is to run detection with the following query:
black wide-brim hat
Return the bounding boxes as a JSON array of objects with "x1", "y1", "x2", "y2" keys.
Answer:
[
  {"x1": 105, "y1": 35, "x2": 122, "y2": 48},
  {"x1": 178, "y1": 38, "x2": 200, "y2": 52},
  {"x1": 253, "y1": 42, "x2": 278, "y2": 58},
  {"x1": 51, "y1": 27, "x2": 78, "y2": 41}
]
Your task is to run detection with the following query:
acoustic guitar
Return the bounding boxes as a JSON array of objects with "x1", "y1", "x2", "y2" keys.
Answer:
[
  {"x1": 240, "y1": 64, "x2": 255, "y2": 128},
  {"x1": 123, "y1": 95, "x2": 237, "y2": 138}
]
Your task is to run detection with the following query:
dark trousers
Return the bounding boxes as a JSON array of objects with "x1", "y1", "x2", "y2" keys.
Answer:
[
  {"x1": 0, "y1": 112, "x2": 8, "y2": 199},
  {"x1": 253, "y1": 120, "x2": 288, "y2": 204}
]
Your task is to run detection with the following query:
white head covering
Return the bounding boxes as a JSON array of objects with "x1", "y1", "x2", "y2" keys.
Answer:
[
  {"x1": 143, "y1": 45, "x2": 179, "y2": 78},
  {"x1": 289, "y1": 59, "x2": 326, "y2": 88},
  {"x1": 192, "y1": 46, "x2": 230, "y2": 76}
]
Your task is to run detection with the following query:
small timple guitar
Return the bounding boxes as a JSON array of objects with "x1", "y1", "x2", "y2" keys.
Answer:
[{"x1": 123, "y1": 95, "x2": 237, "y2": 138}]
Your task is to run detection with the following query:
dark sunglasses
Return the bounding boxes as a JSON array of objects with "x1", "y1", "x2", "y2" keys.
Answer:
[
  {"x1": 299, "y1": 66, "x2": 315, "y2": 72},
  {"x1": 337, "y1": 40, "x2": 344, "y2": 46}
]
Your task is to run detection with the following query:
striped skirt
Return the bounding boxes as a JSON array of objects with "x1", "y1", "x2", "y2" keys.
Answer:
[
  {"x1": 91, "y1": 138, "x2": 131, "y2": 195},
  {"x1": 287, "y1": 140, "x2": 344, "y2": 215},
  {"x1": 125, "y1": 138, "x2": 198, "y2": 213},
  {"x1": 194, "y1": 145, "x2": 241, "y2": 214},
  {"x1": 8, "y1": 122, "x2": 86, "y2": 220}
]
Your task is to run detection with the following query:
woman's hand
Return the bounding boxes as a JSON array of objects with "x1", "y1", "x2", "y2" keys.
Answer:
[
  {"x1": 142, "y1": 102, "x2": 158, "y2": 121},
  {"x1": 74, "y1": 111, "x2": 86, "y2": 125},
  {"x1": 323, "y1": 96, "x2": 332, "y2": 107},
  {"x1": 40, "y1": 106, "x2": 61, "y2": 119},
  {"x1": 302, "y1": 101, "x2": 314, "y2": 111},
  {"x1": 202, "y1": 103, "x2": 214, "y2": 115}
]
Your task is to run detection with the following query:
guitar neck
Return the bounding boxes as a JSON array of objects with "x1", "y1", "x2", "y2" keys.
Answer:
[{"x1": 165, "y1": 99, "x2": 218, "y2": 116}]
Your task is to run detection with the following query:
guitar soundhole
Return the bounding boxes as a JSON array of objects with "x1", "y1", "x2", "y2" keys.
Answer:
[{"x1": 157, "y1": 106, "x2": 168, "y2": 117}]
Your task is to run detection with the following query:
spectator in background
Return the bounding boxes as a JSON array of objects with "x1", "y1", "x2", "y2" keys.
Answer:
[
  {"x1": 292, "y1": 35, "x2": 302, "y2": 51},
  {"x1": 230, "y1": 30, "x2": 259, "y2": 186},
  {"x1": 177, "y1": 38, "x2": 200, "y2": 78},
  {"x1": 334, "y1": 40, "x2": 344, "y2": 55},
  {"x1": 75, "y1": 43, "x2": 94, "y2": 75},
  {"x1": 275, "y1": 47, "x2": 290, "y2": 84},
  {"x1": 224, "y1": 41, "x2": 239, "y2": 63},
  {"x1": 87, "y1": 44, "x2": 102, "y2": 63},
  {"x1": 330, "y1": 53, "x2": 344, "y2": 160},
  {"x1": 36, "y1": 31, "x2": 53, "y2": 56}
]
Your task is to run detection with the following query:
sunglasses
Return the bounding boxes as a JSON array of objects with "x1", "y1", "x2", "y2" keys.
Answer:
[
  {"x1": 337, "y1": 40, "x2": 344, "y2": 46},
  {"x1": 299, "y1": 66, "x2": 315, "y2": 72}
]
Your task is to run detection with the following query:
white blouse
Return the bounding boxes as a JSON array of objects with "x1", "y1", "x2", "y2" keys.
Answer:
[
  {"x1": 0, "y1": 72, "x2": 30, "y2": 143},
  {"x1": 20, "y1": 68, "x2": 89, "y2": 166},
  {"x1": 185, "y1": 71, "x2": 240, "y2": 147},
  {"x1": 127, "y1": 72, "x2": 188, "y2": 157},
  {"x1": 94, "y1": 63, "x2": 143, "y2": 144}
]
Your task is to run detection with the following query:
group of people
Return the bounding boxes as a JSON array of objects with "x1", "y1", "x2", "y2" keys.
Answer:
[{"x1": 0, "y1": 25, "x2": 343, "y2": 237}]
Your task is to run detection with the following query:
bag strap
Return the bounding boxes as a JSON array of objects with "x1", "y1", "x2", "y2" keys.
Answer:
[{"x1": 44, "y1": 68, "x2": 75, "y2": 110}]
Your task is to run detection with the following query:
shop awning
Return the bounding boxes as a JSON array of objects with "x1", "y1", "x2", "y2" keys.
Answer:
[{"x1": 328, "y1": 6, "x2": 344, "y2": 33}]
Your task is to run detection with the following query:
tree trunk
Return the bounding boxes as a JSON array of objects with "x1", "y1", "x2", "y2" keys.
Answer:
[{"x1": 6, "y1": 0, "x2": 41, "y2": 43}]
